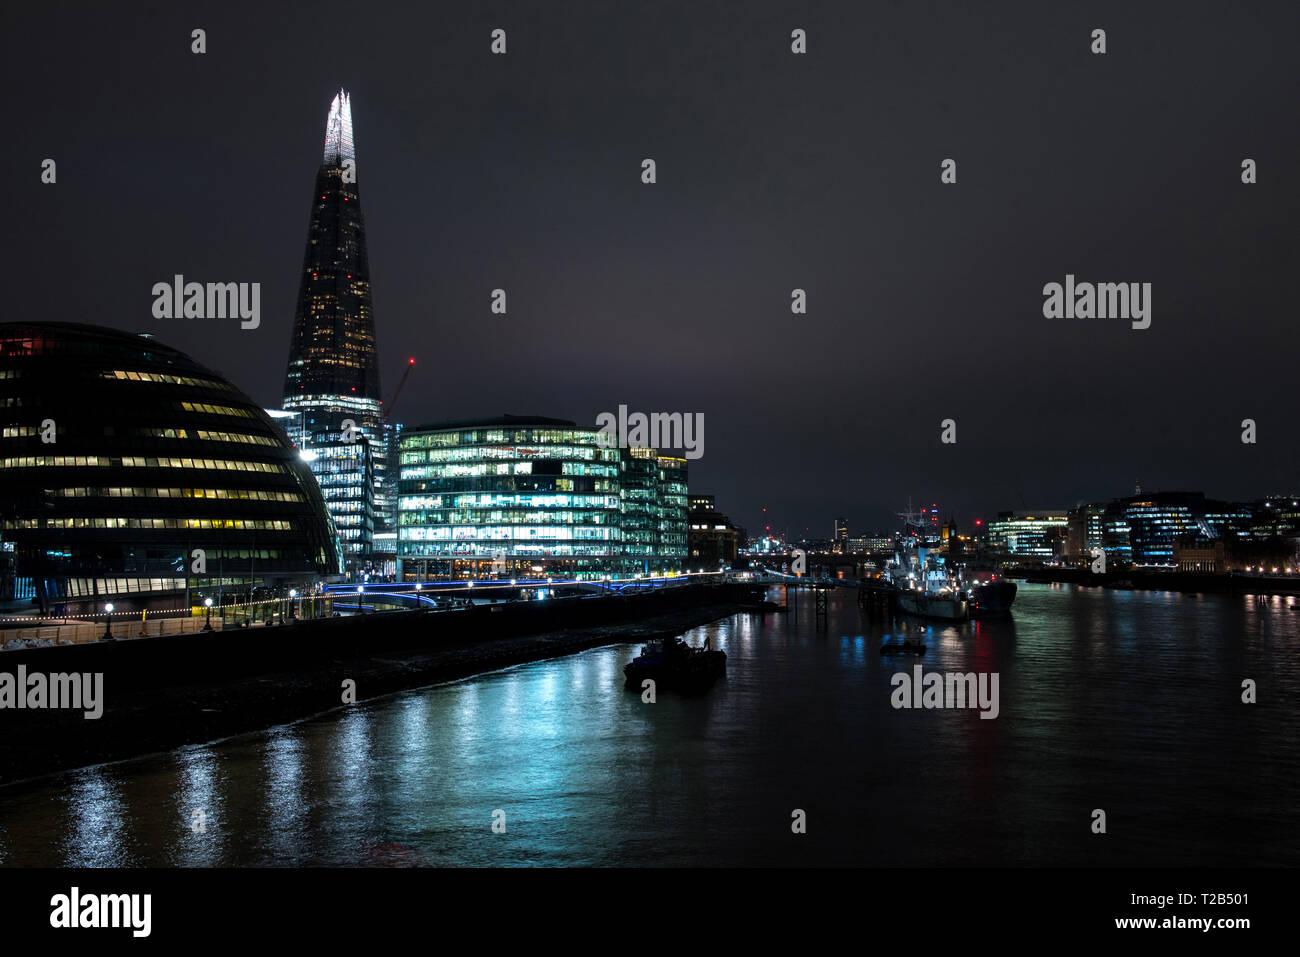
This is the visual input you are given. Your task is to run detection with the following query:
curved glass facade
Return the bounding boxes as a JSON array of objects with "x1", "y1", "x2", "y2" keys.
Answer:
[{"x1": 0, "y1": 323, "x2": 344, "y2": 614}]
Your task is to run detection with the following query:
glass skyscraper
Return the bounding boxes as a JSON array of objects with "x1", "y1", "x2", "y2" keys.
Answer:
[{"x1": 281, "y1": 90, "x2": 391, "y2": 562}]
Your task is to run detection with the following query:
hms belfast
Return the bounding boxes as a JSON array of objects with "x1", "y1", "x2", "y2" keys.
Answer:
[{"x1": 866, "y1": 505, "x2": 1017, "y2": 621}]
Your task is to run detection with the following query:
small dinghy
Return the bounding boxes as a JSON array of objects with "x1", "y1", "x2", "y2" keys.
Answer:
[{"x1": 879, "y1": 639, "x2": 927, "y2": 656}]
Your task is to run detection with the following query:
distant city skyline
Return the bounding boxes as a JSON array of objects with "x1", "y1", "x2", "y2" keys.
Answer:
[{"x1": 763, "y1": 485, "x2": 1300, "y2": 546}]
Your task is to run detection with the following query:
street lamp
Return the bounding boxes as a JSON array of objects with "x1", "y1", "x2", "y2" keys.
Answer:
[
  {"x1": 289, "y1": 588, "x2": 298, "y2": 620},
  {"x1": 357, "y1": 585, "x2": 364, "y2": 614},
  {"x1": 101, "y1": 602, "x2": 115, "y2": 641},
  {"x1": 203, "y1": 597, "x2": 213, "y2": 632}
]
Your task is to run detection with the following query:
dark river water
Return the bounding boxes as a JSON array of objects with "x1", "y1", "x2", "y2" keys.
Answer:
[{"x1": 0, "y1": 583, "x2": 1296, "y2": 867}]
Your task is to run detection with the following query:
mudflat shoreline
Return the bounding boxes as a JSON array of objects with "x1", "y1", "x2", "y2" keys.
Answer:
[{"x1": 0, "y1": 584, "x2": 769, "y2": 786}]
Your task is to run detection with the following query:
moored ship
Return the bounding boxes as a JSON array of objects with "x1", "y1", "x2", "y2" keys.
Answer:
[
  {"x1": 624, "y1": 635, "x2": 726, "y2": 693},
  {"x1": 966, "y1": 573, "x2": 1018, "y2": 617},
  {"x1": 895, "y1": 586, "x2": 968, "y2": 621},
  {"x1": 884, "y1": 504, "x2": 970, "y2": 621}
]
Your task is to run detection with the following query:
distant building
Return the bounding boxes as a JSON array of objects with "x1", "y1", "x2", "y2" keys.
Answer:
[
  {"x1": 860, "y1": 535, "x2": 894, "y2": 552},
  {"x1": 1250, "y1": 495, "x2": 1300, "y2": 540},
  {"x1": 847, "y1": 534, "x2": 895, "y2": 554},
  {"x1": 940, "y1": 515, "x2": 967, "y2": 554},
  {"x1": 746, "y1": 535, "x2": 786, "y2": 555},
  {"x1": 833, "y1": 517, "x2": 848, "y2": 553},
  {"x1": 689, "y1": 495, "x2": 742, "y2": 567},
  {"x1": 1067, "y1": 491, "x2": 1259, "y2": 568},
  {"x1": 1113, "y1": 492, "x2": 1251, "y2": 566},
  {"x1": 1066, "y1": 503, "x2": 1107, "y2": 560},
  {"x1": 987, "y1": 511, "x2": 1069, "y2": 559},
  {"x1": 1173, "y1": 537, "x2": 1227, "y2": 573},
  {"x1": 1174, "y1": 533, "x2": 1296, "y2": 574}
]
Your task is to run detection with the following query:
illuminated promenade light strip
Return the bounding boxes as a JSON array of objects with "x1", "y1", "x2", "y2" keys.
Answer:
[{"x1": 0, "y1": 572, "x2": 731, "y2": 626}]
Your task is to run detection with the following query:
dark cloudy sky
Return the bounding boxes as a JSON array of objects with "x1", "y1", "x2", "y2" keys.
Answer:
[{"x1": 9, "y1": 0, "x2": 1298, "y2": 538}]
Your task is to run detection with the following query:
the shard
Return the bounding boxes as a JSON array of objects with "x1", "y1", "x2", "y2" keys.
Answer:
[{"x1": 281, "y1": 90, "x2": 390, "y2": 562}]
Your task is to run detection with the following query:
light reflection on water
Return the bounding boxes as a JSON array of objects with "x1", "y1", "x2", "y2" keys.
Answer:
[{"x1": 0, "y1": 585, "x2": 1296, "y2": 867}]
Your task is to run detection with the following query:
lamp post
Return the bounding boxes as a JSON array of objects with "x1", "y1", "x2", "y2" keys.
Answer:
[
  {"x1": 289, "y1": 588, "x2": 298, "y2": 621},
  {"x1": 101, "y1": 602, "x2": 115, "y2": 641},
  {"x1": 203, "y1": 597, "x2": 213, "y2": 632},
  {"x1": 357, "y1": 585, "x2": 364, "y2": 614}
]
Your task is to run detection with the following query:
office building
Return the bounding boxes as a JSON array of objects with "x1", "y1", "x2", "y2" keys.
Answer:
[
  {"x1": 986, "y1": 510, "x2": 1070, "y2": 559},
  {"x1": 688, "y1": 494, "x2": 742, "y2": 567},
  {"x1": 395, "y1": 416, "x2": 688, "y2": 579}
]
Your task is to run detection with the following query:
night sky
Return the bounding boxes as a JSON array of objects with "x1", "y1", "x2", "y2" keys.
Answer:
[{"x1": 9, "y1": 1, "x2": 1298, "y2": 538}]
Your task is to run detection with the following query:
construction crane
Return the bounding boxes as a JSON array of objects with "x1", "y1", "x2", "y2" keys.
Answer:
[{"x1": 383, "y1": 357, "x2": 416, "y2": 420}]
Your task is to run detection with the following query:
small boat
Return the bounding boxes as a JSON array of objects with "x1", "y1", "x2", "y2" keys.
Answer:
[
  {"x1": 624, "y1": 635, "x2": 726, "y2": 693},
  {"x1": 879, "y1": 639, "x2": 927, "y2": 656}
]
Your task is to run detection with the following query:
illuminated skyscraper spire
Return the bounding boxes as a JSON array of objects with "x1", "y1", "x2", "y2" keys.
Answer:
[
  {"x1": 283, "y1": 89, "x2": 387, "y2": 559},
  {"x1": 322, "y1": 89, "x2": 355, "y2": 165},
  {"x1": 285, "y1": 88, "x2": 377, "y2": 403}
]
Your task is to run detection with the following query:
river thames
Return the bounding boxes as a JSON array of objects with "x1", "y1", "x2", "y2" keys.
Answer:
[{"x1": 0, "y1": 583, "x2": 1295, "y2": 867}]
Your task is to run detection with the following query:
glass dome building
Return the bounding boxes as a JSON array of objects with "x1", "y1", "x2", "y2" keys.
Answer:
[{"x1": 0, "y1": 323, "x2": 344, "y2": 616}]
